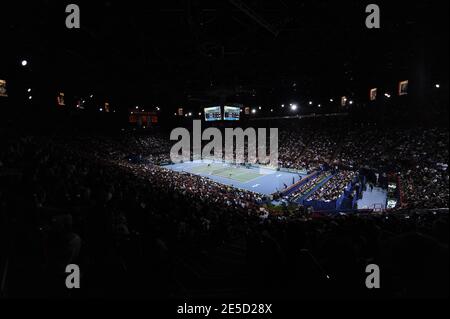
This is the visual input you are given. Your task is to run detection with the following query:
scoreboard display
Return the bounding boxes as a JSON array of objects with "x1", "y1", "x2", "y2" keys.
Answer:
[
  {"x1": 224, "y1": 106, "x2": 240, "y2": 121},
  {"x1": 204, "y1": 106, "x2": 222, "y2": 121}
]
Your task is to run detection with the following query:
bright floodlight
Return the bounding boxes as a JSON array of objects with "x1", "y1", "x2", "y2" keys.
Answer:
[
  {"x1": 27, "y1": 88, "x2": 32, "y2": 93},
  {"x1": 251, "y1": 109, "x2": 256, "y2": 114},
  {"x1": 329, "y1": 99, "x2": 334, "y2": 102},
  {"x1": 349, "y1": 100, "x2": 354, "y2": 105},
  {"x1": 21, "y1": 60, "x2": 28, "y2": 66},
  {"x1": 281, "y1": 104, "x2": 285, "y2": 108},
  {"x1": 291, "y1": 104, "x2": 298, "y2": 111},
  {"x1": 309, "y1": 101, "x2": 313, "y2": 105},
  {"x1": 28, "y1": 96, "x2": 32, "y2": 100},
  {"x1": 435, "y1": 84, "x2": 440, "y2": 88}
]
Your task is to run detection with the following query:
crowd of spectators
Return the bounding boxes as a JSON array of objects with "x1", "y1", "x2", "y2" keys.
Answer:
[
  {"x1": 287, "y1": 172, "x2": 330, "y2": 200},
  {"x1": 277, "y1": 125, "x2": 448, "y2": 208},
  {"x1": 307, "y1": 171, "x2": 356, "y2": 202},
  {"x1": 0, "y1": 120, "x2": 448, "y2": 298},
  {"x1": 52, "y1": 124, "x2": 448, "y2": 213},
  {"x1": 0, "y1": 136, "x2": 265, "y2": 298},
  {"x1": 64, "y1": 125, "x2": 448, "y2": 210},
  {"x1": 278, "y1": 126, "x2": 341, "y2": 171}
]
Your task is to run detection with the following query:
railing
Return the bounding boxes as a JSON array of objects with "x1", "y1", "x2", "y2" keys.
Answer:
[
  {"x1": 372, "y1": 203, "x2": 384, "y2": 212},
  {"x1": 281, "y1": 171, "x2": 319, "y2": 196}
]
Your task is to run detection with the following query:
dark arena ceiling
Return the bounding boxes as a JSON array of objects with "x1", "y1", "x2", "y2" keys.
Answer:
[{"x1": 0, "y1": 0, "x2": 448, "y2": 112}]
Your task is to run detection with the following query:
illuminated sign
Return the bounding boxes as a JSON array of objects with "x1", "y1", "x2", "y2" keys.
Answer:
[
  {"x1": 57, "y1": 92, "x2": 65, "y2": 106},
  {"x1": 0, "y1": 80, "x2": 8, "y2": 97},
  {"x1": 370, "y1": 88, "x2": 377, "y2": 101},
  {"x1": 399, "y1": 80, "x2": 409, "y2": 96}
]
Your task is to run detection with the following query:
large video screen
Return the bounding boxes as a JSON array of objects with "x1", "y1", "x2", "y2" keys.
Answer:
[
  {"x1": 204, "y1": 106, "x2": 222, "y2": 121},
  {"x1": 224, "y1": 106, "x2": 240, "y2": 121}
]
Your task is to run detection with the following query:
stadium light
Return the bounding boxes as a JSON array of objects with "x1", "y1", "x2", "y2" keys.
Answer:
[
  {"x1": 318, "y1": 104, "x2": 322, "y2": 108},
  {"x1": 349, "y1": 101, "x2": 354, "y2": 105},
  {"x1": 281, "y1": 104, "x2": 285, "y2": 108},
  {"x1": 99, "y1": 108, "x2": 103, "y2": 112},
  {"x1": 384, "y1": 93, "x2": 391, "y2": 98},
  {"x1": 435, "y1": 84, "x2": 440, "y2": 88},
  {"x1": 308, "y1": 101, "x2": 313, "y2": 105},
  {"x1": 251, "y1": 109, "x2": 256, "y2": 114},
  {"x1": 21, "y1": 60, "x2": 28, "y2": 67},
  {"x1": 28, "y1": 96, "x2": 32, "y2": 100},
  {"x1": 258, "y1": 106, "x2": 262, "y2": 110},
  {"x1": 270, "y1": 109, "x2": 274, "y2": 112},
  {"x1": 135, "y1": 106, "x2": 139, "y2": 109},
  {"x1": 27, "y1": 88, "x2": 32, "y2": 93},
  {"x1": 291, "y1": 104, "x2": 298, "y2": 111},
  {"x1": 329, "y1": 99, "x2": 334, "y2": 102},
  {"x1": 198, "y1": 112, "x2": 201, "y2": 116}
]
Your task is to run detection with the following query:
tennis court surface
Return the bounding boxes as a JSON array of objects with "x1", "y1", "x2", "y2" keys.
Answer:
[{"x1": 162, "y1": 160, "x2": 306, "y2": 195}]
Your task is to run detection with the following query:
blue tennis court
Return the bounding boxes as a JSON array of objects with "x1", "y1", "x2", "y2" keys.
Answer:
[{"x1": 162, "y1": 160, "x2": 306, "y2": 195}]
